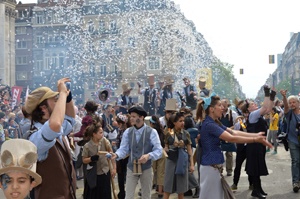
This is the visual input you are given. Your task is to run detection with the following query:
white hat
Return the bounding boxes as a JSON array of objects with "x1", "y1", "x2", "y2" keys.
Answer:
[{"x1": 0, "y1": 139, "x2": 42, "y2": 186}]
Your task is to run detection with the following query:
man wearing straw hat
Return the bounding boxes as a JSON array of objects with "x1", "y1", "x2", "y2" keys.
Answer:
[
  {"x1": 0, "y1": 139, "x2": 42, "y2": 199},
  {"x1": 117, "y1": 83, "x2": 134, "y2": 114},
  {"x1": 24, "y1": 77, "x2": 76, "y2": 199}
]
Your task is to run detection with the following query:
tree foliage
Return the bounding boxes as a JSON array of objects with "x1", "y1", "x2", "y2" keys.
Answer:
[{"x1": 210, "y1": 60, "x2": 246, "y2": 101}]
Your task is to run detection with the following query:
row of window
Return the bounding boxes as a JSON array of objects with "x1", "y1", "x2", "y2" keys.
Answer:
[{"x1": 16, "y1": 56, "x2": 161, "y2": 70}]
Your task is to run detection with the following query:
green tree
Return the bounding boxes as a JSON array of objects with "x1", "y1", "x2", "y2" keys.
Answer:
[{"x1": 210, "y1": 60, "x2": 246, "y2": 100}]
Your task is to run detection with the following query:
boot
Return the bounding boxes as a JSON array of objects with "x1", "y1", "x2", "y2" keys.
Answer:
[
  {"x1": 192, "y1": 187, "x2": 199, "y2": 198},
  {"x1": 184, "y1": 189, "x2": 193, "y2": 196},
  {"x1": 258, "y1": 179, "x2": 268, "y2": 196},
  {"x1": 251, "y1": 189, "x2": 266, "y2": 199}
]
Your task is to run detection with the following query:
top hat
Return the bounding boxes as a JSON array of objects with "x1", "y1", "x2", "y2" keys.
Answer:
[
  {"x1": 147, "y1": 74, "x2": 155, "y2": 86},
  {"x1": 198, "y1": 76, "x2": 207, "y2": 88},
  {"x1": 164, "y1": 99, "x2": 177, "y2": 111},
  {"x1": 0, "y1": 139, "x2": 42, "y2": 186},
  {"x1": 122, "y1": 83, "x2": 133, "y2": 92}
]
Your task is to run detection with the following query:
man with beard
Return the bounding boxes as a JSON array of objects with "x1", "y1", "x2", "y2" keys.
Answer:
[
  {"x1": 24, "y1": 77, "x2": 76, "y2": 199},
  {"x1": 111, "y1": 106, "x2": 162, "y2": 199}
]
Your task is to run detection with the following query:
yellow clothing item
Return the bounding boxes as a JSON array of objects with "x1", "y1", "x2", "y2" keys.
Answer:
[{"x1": 269, "y1": 113, "x2": 279, "y2": 131}]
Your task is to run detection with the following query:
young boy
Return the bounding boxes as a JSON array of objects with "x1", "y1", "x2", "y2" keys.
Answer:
[{"x1": 0, "y1": 139, "x2": 42, "y2": 199}]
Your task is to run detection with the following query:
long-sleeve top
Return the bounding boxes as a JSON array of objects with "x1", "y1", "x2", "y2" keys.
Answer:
[
  {"x1": 29, "y1": 115, "x2": 75, "y2": 161},
  {"x1": 115, "y1": 123, "x2": 162, "y2": 161}
]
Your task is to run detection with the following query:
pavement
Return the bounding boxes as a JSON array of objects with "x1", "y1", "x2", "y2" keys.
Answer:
[{"x1": 0, "y1": 143, "x2": 298, "y2": 199}]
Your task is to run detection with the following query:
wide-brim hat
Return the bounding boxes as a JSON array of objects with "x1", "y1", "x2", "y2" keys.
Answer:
[
  {"x1": 0, "y1": 139, "x2": 42, "y2": 186},
  {"x1": 122, "y1": 83, "x2": 133, "y2": 92},
  {"x1": 25, "y1": 87, "x2": 59, "y2": 114},
  {"x1": 164, "y1": 99, "x2": 177, "y2": 112},
  {"x1": 128, "y1": 106, "x2": 147, "y2": 117},
  {"x1": 164, "y1": 76, "x2": 174, "y2": 86}
]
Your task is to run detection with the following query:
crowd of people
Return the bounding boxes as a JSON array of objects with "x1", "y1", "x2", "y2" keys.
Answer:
[{"x1": 0, "y1": 76, "x2": 299, "y2": 199}]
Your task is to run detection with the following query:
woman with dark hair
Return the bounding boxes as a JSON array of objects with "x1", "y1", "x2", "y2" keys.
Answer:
[
  {"x1": 163, "y1": 112, "x2": 194, "y2": 199},
  {"x1": 82, "y1": 123, "x2": 116, "y2": 199},
  {"x1": 196, "y1": 93, "x2": 272, "y2": 199},
  {"x1": 114, "y1": 113, "x2": 131, "y2": 199},
  {"x1": 149, "y1": 115, "x2": 165, "y2": 198},
  {"x1": 240, "y1": 86, "x2": 276, "y2": 198}
]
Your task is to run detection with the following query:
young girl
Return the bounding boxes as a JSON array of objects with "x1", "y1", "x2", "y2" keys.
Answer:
[
  {"x1": 82, "y1": 123, "x2": 116, "y2": 199},
  {"x1": 0, "y1": 139, "x2": 42, "y2": 199},
  {"x1": 114, "y1": 113, "x2": 131, "y2": 199}
]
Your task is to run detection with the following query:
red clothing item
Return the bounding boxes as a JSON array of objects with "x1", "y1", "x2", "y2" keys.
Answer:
[{"x1": 73, "y1": 115, "x2": 93, "y2": 137}]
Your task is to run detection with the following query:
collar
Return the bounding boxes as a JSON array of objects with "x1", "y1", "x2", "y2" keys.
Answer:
[
  {"x1": 134, "y1": 123, "x2": 146, "y2": 131},
  {"x1": 223, "y1": 108, "x2": 230, "y2": 117}
]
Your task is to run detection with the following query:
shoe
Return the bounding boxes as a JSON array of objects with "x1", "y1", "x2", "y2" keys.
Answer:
[
  {"x1": 138, "y1": 191, "x2": 142, "y2": 197},
  {"x1": 76, "y1": 176, "x2": 84, "y2": 180},
  {"x1": 227, "y1": 172, "x2": 232, "y2": 176},
  {"x1": 272, "y1": 150, "x2": 277, "y2": 155},
  {"x1": 266, "y1": 148, "x2": 270, "y2": 152},
  {"x1": 192, "y1": 187, "x2": 199, "y2": 198},
  {"x1": 251, "y1": 190, "x2": 266, "y2": 198},
  {"x1": 293, "y1": 183, "x2": 299, "y2": 193},
  {"x1": 184, "y1": 189, "x2": 193, "y2": 196},
  {"x1": 231, "y1": 184, "x2": 237, "y2": 191},
  {"x1": 157, "y1": 194, "x2": 163, "y2": 199},
  {"x1": 249, "y1": 184, "x2": 254, "y2": 190},
  {"x1": 152, "y1": 184, "x2": 157, "y2": 189}
]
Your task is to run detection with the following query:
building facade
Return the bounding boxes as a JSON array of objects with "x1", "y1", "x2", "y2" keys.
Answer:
[
  {"x1": 0, "y1": 0, "x2": 16, "y2": 86},
  {"x1": 15, "y1": 0, "x2": 216, "y2": 103}
]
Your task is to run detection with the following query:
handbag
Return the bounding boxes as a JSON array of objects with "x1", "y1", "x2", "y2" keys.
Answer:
[
  {"x1": 167, "y1": 148, "x2": 178, "y2": 161},
  {"x1": 86, "y1": 162, "x2": 97, "y2": 189},
  {"x1": 221, "y1": 141, "x2": 237, "y2": 152},
  {"x1": 212, "y1": 164, "x2": 236, "y2": 199},
  {"x1": 175, "y1": 148, "x2": 188, "y2": 175}
]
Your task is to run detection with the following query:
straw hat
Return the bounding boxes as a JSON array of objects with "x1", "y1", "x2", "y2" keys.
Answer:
[
  {"x1": 25, "y1": 87, "x2": 59, "y2": 114},
  {"x1": 164, "y1": 76, "x2": 174, "y2": 86},
  {"x1": 0, "y1": 139, "x2": 42, "y2": 186},
  {"x1": 122, "y1": 83, "x2": 133, "y2": 92}
]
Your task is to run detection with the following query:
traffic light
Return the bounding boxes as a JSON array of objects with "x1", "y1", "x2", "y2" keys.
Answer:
[
  {"x1": 269, "y1": 55, "x2": 275, "y2": 64},
  {"x1": 240, "y1": 68, "x2": 244, "y2": 74}
]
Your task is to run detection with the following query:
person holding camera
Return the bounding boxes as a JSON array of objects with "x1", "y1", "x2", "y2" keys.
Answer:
[
  {"x1": 280, "y1": 89, "x2": 300, "y2": 193},
  {"x1": 266, "y1": 107, "x2": 279, "y2": 154},
  {"x1": 24, "y1": 77, "x2": 76, "y2": 199}
]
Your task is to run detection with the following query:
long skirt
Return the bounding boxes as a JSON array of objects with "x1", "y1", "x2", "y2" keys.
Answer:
[
  {"x1": 163, "y1": 158, "x2": 188, "y2": 194},
  {"x1": 84, "y1": 173, "x2": 112, "y2": 199},
  {"x1": 199, "y1": 165, "x2": 223, "y2": 199}
]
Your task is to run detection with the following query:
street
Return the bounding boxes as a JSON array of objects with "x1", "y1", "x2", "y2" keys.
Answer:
[{"x1": 0, "y1": 143, "x2": 297, "y2": 199}]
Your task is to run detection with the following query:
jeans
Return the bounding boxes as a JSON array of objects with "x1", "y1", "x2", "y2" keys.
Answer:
[{"x1": 289, "y1": 141, "x2": 300, "y2": 184}]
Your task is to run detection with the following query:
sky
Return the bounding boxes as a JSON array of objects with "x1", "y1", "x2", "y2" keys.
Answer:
[
  {"x1": 19, "y1": 0, "x2": 300, "y2": 98},
  {"x1": 172, "y1": 0, "x2": 300, "y2": 98}
]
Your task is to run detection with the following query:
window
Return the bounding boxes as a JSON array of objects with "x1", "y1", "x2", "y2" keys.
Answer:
[
  {"x1": 100, "y1": 63, "x2": 106, "y2": 77},
  {"x1": 16, "y1": 56, "x2": 27, "y2": 65},
  {"x1": 88, "y1": 20, "x2": 94, "y2": 33},
  {"x1": 150, "y1": 37, "x2": 158, "y2": 51},
  {"x1": 110, "y1": 20, "x2": 116, "y2": 30},
  {"x1": 16, "y1": 41, "x2": 27, "y2": 49},
  {"x1": 99, "y1": 20, "x2": 105, "y2": 32},
  {"x1": 89, "y1": 62, "x2": 95, "y2": 77},
  {"x1": 15, "y1": 27, "x2": 26, "y2": 34},
  {"x1": 148, "y1": 56, "x2": 160, "y2": 70},
  {"x1": 111, "y1": 40, "x2": 117, "y2": 49},
  {"x1": 36, "y1": 14, "x2": 44, "y2": 24},
  {"x1": 88, "y1": 79, "x2": 95, "y2": 89},
  {"x1": 128, "y1": 37, "x2": 135, "y2": 47},
  {"x1": 16, "y1": 72, "x2": 28, "y2": 80},
  {"x1": 128, "y1": 57, "x2": 136, "y2": 71},
  {"x1": 59, "y1": 53, "x2": 64, "y2": 67},
  {"x1": 36, "y1": 36, "x2": 43, "y2": 44},
  {"x1": 18, "y1": 10, "x2": 28, "y2": 18},
  {"x1": 36, "y1": 60, "x2": 43, "y2": 71}
]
